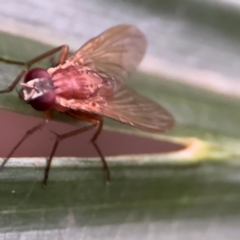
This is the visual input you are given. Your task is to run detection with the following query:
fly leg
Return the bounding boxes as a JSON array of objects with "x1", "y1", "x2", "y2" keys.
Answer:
[
  {"x1": 90, "y1": 117, "x2": 110, "y2": 183},
  {"x1": 0, "y1": 111, "x2": 51, "y2": 169},
  {"x1": 0, "y1": 45, "x2": 69, "y2": 93},
  {"x1": 0, "y1": 57, "x2": 26, "y2": 66},
  {"x1": 0, "y1": 46, "x2": 69, "y2": 166},
  {"x1": 0, "y1": 69, "x2": 28, "y2": 93},
  {"x1": 24, "y1": 45, "x2": 69, "y2": 68},
  {"x1": 43, "y1": 117, "x2": 110, "y2": 186},
  {"x1": 43, "y1": 124, "x2": 96, "y2": 186}
]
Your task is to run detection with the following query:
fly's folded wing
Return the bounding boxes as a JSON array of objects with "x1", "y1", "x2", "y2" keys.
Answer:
[
  {"x1": 61, "y1": 24, "x2": 174, "y2": 133},
  {"x1": 67, "y1": 25, "x2": 147, "y2": 83},
  {"x1": 58, "y1": 86, "x2": 174, "y2": 133}
]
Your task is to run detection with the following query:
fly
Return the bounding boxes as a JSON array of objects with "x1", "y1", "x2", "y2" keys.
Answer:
[{"x1": 0, "y1": 25, "x2": 175, "y2": 185}]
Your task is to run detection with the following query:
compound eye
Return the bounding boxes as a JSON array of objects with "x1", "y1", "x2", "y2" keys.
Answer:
[
  {"x1": 29, "y1": 91, "x2": 56, "y2": 111},
  {"x1": 22, "y1": 68, "x2": 55, "y2": 111},
  {"x1": 24, "y1": 68, "x2": 50, "y2": 83}
]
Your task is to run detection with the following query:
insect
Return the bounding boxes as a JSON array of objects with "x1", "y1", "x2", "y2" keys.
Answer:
[{"x1": 0, "y1": 25, "x2": 175, "y2": 185}]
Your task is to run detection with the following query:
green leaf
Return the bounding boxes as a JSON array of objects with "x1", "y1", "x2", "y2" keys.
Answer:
[
  {"x1": 1, "y1": 31, "x2": 240, "y2": 238},
  {"x1": 1, "y1": 31, "x2": 239, "y2": 164}
]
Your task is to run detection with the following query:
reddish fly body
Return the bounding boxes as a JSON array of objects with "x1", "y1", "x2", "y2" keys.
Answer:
[{"x1": 0, "y1": 25, "x2": 175, "y2": 185}]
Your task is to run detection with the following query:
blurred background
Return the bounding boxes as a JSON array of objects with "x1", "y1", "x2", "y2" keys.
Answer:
[
  {"x1": 1, "y1": 0, "x2": 240, "y2": 95},
  {"x1": 1, "y1": 0, "x2": 240, "y2": 239}
]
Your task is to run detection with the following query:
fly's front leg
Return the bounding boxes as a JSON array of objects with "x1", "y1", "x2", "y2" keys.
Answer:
[
  {"x1": 0, "y1": 111, "x2": 52, "y2": 169},
  {"x1": 0, "y1": 57, "x2": 26, "y2": 66},
  {"x1": 0, "y1": 45, "x2": 69, "y2": 68},
  {"x1": 0, "y1": 69, "x2": 27, "y2": 93},
  {"x1": 24, "y1": 45, "x2": 69, "y2": 68},
  {"x1": 0, "y1": 45, "x2": 69, "y2": 93}
]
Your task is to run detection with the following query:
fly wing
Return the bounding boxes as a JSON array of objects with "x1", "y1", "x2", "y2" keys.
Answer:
[
  {"x1": 67, "y1": 25, "x2": 147, "y2": 83},
  {"x1": 62, "y1": 86, "x2": 174, "y2": 133},
  {"x1": 60, "y1": 25, "x2": 174, "y2": 132},
  {"x1": 98, "y1": 86, "x2": 175, "y2": 133}
]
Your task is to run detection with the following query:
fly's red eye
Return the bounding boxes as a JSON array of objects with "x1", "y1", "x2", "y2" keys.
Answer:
[
  {"x1": 29, "y1": 91, "x2": 56, "y2": 111},
  {"x1": 22, "y1": 67, "x2": 55, "y2": 111},
  {"x1": 24, "y1": 68, "x2": 50, "y2": 83}
]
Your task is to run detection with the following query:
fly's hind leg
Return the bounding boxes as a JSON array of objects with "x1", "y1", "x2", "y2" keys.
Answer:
[
  {"x1": 43, "y1": 116, "x2": 109, "y2": 186},
  {"x1": 90, "y1": 117, "x2": 110, "y2": 183}
]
